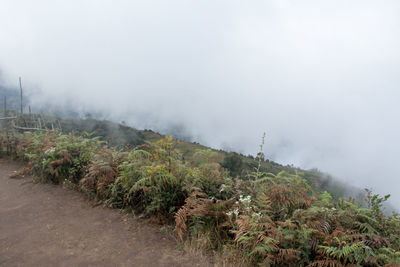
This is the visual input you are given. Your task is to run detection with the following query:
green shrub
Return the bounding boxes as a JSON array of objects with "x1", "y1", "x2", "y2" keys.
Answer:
[{"x1": 109, "y1": 137, "x2": 191, "y2": 220}]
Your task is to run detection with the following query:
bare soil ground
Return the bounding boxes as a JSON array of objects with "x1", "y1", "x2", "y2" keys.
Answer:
[{"x1": 0, "y1": 159, "x2": 212, "y2": 267}]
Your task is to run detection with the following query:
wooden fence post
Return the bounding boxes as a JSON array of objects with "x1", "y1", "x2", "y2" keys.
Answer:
[{"x1": 19, "y1": 77, "x2": 23, "y2": 114}]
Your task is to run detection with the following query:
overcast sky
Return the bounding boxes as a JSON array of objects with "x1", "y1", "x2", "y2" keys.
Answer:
[{"x1": 1, "y1": 0, "x2": 400, "y2": 206}]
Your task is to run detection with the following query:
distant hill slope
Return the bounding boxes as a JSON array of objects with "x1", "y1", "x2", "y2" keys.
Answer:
[
  {"x1": 140, "y1": 129, "x2": 359, "y2": 200},
  {"x1": 13, "y1": 113, "x2": 361, "y2": 201},
  {"x1": 42, "y1": 115, "x2": 145, "y2": 148}
]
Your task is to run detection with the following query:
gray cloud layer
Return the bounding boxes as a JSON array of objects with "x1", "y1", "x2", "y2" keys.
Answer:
[{"x1": 1, "y1": 0, "x2": 400, "y2": 206}]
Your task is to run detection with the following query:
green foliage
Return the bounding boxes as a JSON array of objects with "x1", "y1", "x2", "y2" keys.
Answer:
[
  {"x1": 40, "y1": 116, "x2": 145, "y2": 148},
  {"x1": 176, "y1": 154, "x2": 400, "y2": 266},
  {"x1": 191, "y1": 149, "x2": 234, "y2": 200},
  {"x1": 221, "y1": 152, "x2": 243, "y2": 178},
  {"x1": 108, "y1": 136, "x2": 191, "y2": 220},
  {"x1": 6, "y1": 131, "x2": 104, "y2": 184},
  {"x1": 2, "y1": 130, "x2": 399, "y2": 266}
]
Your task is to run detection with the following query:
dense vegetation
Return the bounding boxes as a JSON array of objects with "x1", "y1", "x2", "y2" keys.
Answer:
[
  {"x1": 15, "y1": 113, "x2": 358, "y2": 201},
  {"x1": 19, "y1": 114, "x2": 145, "y2": 149},
  {"x1": 1, "y1": 130, "x2": 399, "y2": 266}
]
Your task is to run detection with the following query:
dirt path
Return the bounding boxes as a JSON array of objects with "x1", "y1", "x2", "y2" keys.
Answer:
[{"x1": 0, "y1": 159, "x2": 212, "y2": 267}]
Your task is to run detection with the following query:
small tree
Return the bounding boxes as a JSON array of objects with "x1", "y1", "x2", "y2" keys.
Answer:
[{"x1": 222, "y1": 152, "x2": 243, "y2": 177}]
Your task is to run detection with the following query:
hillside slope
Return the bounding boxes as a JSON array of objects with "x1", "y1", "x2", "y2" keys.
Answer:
[
  {"x1": 11, "y1": 114, "x2": 360, "y2": 201},
  {"x1": 3, "y1": 118, "x2": 398, "y2": 266}
]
